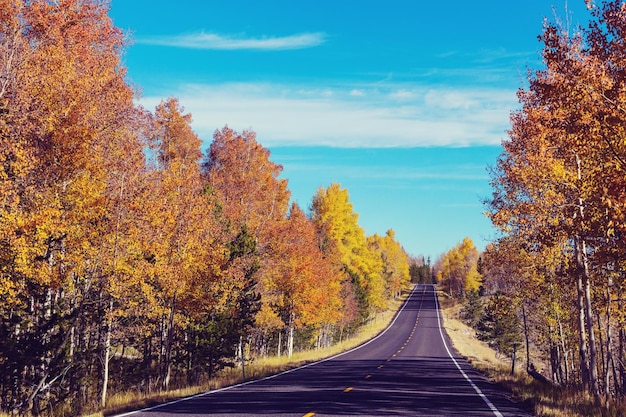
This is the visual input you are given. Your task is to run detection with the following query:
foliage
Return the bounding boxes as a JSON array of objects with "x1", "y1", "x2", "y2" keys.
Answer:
[
  {"x1": 477, "y1": 293, "x2": 522, "y2": 358},
  {"x1": 435, "y1": 237, "x2": 481, "y2": 298},
  {"x1": 409, "y1": 256, "x2": 432, "y2": 284},
  {"x1": 0, "y1": 3, "x2": 414, "y2": 415},
  {"x1": 461, "y1": 289, "x2": 484, "y2": 328},
  {"x1": 484, "y1": 0, "x2": 626, "y2": 407}
]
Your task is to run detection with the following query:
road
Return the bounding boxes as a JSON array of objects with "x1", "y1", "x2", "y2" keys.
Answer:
[{"x1": 117, "y1": 284, "x2": 531, "y2": 417}]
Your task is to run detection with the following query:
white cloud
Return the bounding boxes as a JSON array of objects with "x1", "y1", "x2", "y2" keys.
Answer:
[
  {"x1": 349, "y1": 89, "x2": 366, "y2": 97},
  {"x1": 138, "y1": 31, "x2": 326, "y2": 50},
  {"x1": 139, "y1": 82, "x2": 517, "y2": 148},
  {"x1": 388, "y1": 89, "x2": 417, "y2": 101}
]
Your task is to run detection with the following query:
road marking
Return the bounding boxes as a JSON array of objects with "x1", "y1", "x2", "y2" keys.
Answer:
[
  {"x1": 432, "y1": 285, "x2": 504, "y2": 417},
  {"x1": 344, "y1": 387, "x2": 353, "y2": 392},
  {"x1": 303, "y1": 413, "x2": 316, "y2": 417}
]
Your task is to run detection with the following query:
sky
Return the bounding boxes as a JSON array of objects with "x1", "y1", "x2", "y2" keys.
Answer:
[{"x1": 108, "y1": 0, "x2": 593, "y2": 259}]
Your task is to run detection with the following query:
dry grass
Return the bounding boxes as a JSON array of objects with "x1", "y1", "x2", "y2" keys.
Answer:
[
  {"x1": 437, "y1": 290, "x2": 625, "y2": 417},
  {"x1": 88, "y1": 295, "x2": 406, "y2": 417}
]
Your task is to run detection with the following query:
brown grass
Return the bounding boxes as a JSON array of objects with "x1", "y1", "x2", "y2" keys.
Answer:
[{"x1": 438, "y1": 290, "x2": 626, "y2": 417}]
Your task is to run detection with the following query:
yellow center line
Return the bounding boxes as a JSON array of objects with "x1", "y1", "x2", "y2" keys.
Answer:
[
  {"x1": 303, "y1": 413, "x2": 316, "y2": 417},
  {"x1": 344, "y1": 387, "x2": 353, "y2": 393}
]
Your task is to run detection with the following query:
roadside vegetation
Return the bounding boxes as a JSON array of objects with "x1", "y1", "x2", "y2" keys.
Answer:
[
  {"x1": 86, "y1": 296, "x2": 405, "y2": 417},
  {"x1": 0, "y1": 2, "x2": 415, "y2": 416},
  {"x1": 439, "y1": 292, "x2": 626, "y2": 417}
]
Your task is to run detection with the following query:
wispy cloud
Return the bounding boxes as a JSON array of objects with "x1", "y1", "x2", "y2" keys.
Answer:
[
  {"x1": 138, "y1": 32, "x2": 327, "y2": 50},
  {"x1": 140, "y1": 82, "x2": 517, "y2": 148}
]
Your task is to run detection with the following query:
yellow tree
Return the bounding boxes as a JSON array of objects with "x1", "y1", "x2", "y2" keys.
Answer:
[
  {"x1": 367, "y1": 229, "x2": 410, "y2": 299},
  {"x1": 436, "y1": 237, "x2": 481, "y2": 298},
  {"x1": 311, "y1": 183, "x2": 385, "y2": 317}
]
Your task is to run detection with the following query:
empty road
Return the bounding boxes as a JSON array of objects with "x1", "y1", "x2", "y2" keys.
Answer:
[{"x1": 117, "y1": 284, "x2": 531, "y2": 417}]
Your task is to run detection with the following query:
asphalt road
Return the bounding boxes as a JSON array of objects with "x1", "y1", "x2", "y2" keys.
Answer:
[{"x1": 117, "y1": 284, "x2": 531, "y2": 417}]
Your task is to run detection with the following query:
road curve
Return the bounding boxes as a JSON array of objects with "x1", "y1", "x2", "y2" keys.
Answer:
[{"x1": 116, "y1": 284, "x2": 531, "y2": 417}]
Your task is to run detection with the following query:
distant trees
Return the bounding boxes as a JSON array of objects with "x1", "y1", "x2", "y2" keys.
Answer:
[
  {"x1": 435, "y1": 237, "x2": 482, "y2": 298},
  {"x1": 409, "y1": 256, "x2": 432, "y2": 284},
  {"x1": 0, "y1": 1, "x2": 413, "y2": 415}
]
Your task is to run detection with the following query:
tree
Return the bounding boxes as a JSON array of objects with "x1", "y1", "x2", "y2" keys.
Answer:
[
  {"x1": 368, "y1": 230, "x2": 410, "y2": 299},
  {"x1": 262, "y1": 203, "x2": 343, "y2": 357},
  {"x1": 204, "y1": 127, "x2": 291, "y2": 357},
  {"x1": 436, "y1": 237, "x2": 481, "y2": 298},
  {"x1": 311, "y1": 183, "x2": 385, "y2": 318},
  {"x1": 477, "y1": 293, "x2": 522, "y2": 364},
  {"x1": 0, "y1": 1, "x2": 147, "y2": 413},
  {"x1": 142, "y1": 98, "x2": 227, "y2": 391},
  {"x1": 485, "y1": 0, "x2": 626, "y2": 403}
]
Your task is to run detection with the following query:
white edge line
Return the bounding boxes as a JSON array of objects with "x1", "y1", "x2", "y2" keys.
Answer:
[
  {"x1": 432, "y1": 284, "x2": 505, "y2": 417},
  {"x1": 113, "y1": 285, "x2": 420, "y2": 417}
]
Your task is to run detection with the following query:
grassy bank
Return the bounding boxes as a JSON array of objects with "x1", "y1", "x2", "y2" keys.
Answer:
[{"x1": 438, "y1": 291, "x2": 625, "y2": 417}]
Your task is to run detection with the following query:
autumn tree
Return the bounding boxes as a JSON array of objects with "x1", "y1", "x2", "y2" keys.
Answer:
[
  {"x1": 435, "y1": 237, "x2": 481, "y2": 298},
  {"x1": 0, "y1": 0, "x2": 149, "y2": 413},
  {"x1": 311, "y1": 183, "x2": 386, "y2": 319},
  {"x1": 486, "y1": 0, "x2": 626, "y2": 405},
  {"x1": 261, "y1": 203, "x2": 343, "y2": 357},
  {"x1": 204, "y1": 127, "x2": 291, "y2": 357},
  {"x1": 142, "y1": 98, "x2": 229, "y2": 391},
  {"x1": 367, "y1": 229, "x2": 410, "y2": 299}
]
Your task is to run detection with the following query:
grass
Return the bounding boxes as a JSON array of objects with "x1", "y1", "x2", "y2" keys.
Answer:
[
  {"x1": 87, "y1": 295, "x2": 406, "y2": 417},
  {"x1": 438, "y1": 291, "x2": 626, "y2": 417}
]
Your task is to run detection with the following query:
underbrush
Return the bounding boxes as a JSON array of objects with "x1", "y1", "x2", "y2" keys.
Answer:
[
  {"x1": 84, "y1": 296, "x2": 405, "y2": 417},
  {"x1": 439, "y1": 291, "x2": 626, "y2": 417}
]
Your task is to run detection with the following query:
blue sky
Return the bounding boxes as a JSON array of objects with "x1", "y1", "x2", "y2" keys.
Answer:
[{"x1": 109, "y1": 0, "x2": 592, "y2": 259}]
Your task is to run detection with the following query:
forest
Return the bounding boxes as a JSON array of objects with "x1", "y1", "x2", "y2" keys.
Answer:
[
  {"x1": 435, "y1": 1, "x2": 626, "y2": 411},
  {"x1": 0, "y1": 1, "x2": 414, "y2": 415}
]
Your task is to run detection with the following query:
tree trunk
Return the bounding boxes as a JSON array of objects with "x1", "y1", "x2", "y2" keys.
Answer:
[
  {"x1": 576, "y1": 270, "x2": 590, "y2": 389},
  {"x1": 577, "y1": 236, "x2": 601, "y2": 404},
  {"x1": 604, "y1": 280, "x2": 613, "y2": 403},
  {"x1": 522, "y1": 303, "x2": 531, "y2": 372},
  {"x1": 287, "y1": 325, "x2": 294, "y2": 358},
  {"x1": 100, "y1": 299, "x2": 113, "y2": 408},
  {"x1": 239, "y1": 335, "x2": 245, "y2": 379},
  {"x1": 163, "y1": 293, "x2": 176, "y2": 391},
  {"x1": 557, "y1": 310, "x2": 569, "y2": 385}
]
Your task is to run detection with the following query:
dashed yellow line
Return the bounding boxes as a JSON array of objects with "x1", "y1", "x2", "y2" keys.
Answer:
[
  {"x1": 344, "y1": 387, "x2": 353, "y2": 393},
  {"x1": 303, "y1": 413, "x2": 315, "y2": 417}
]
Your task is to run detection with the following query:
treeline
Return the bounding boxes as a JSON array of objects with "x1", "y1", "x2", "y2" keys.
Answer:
[
  {"x1": 483, "y1": 0, "x2": 626, "y2": 408},
  {"x1": 0, "y1": 1, "x2": 411, "y2": 415}
]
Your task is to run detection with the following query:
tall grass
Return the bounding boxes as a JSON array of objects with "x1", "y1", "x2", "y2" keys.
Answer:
[{"x1": 438, "y1": 292, "x2": 626, "y2": 417}]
